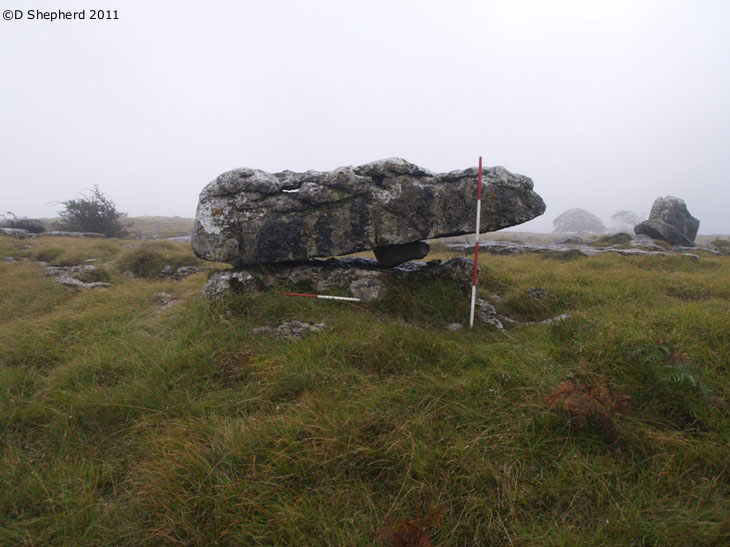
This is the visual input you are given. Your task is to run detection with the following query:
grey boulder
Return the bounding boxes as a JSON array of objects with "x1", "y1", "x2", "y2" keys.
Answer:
[
  {"x1": 634, "y1": 196, "x2": 699, "y2": 246},
  {"x1": 192, "y1": 158, "x2": 546, "y2": 266}
]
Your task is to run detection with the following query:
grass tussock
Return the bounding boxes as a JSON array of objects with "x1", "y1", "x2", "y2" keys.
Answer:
[
  {"x1": 115, "y1": 246, "x2": 199, "y2": 278},
  {"x1": 1, "y1": 236, "x2": 730, "y2": 544}
]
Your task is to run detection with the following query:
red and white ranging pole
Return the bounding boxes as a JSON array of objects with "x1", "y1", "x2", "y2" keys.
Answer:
[
  {"x1": 469, "y1": 156, "x2": 483, "y2": 328},
  {"x1": 280, "y1": 291, "x2": 361, "y2": 302}
]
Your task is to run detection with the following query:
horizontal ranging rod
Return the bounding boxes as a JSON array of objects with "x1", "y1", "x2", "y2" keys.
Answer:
[{"x1": 280, "y1": 291, "x2": 362, "y2": 302}]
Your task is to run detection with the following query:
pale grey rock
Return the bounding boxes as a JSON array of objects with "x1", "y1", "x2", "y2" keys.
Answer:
[
  {"x1": 349, "y1": 277, "x2": 385, "y2": 302},
  {"x1": 160, "y1": 265, "x2": 210, "y2": 279},
  {"x1": 634, "y1": 196, "x2": 699, "y2": 246},
  {"x1": 42, "y1": 264, "x2": 109, "y2": 289},
  {"x1": 541, "y1": 313, "x2": 571, "y2": 325},
  {"x1": 44, "y1": 264, "x2": 96, "y2": 277},
  {"x1": 446, "y1": 322, "x2": 463, "y2": 331},
  {"x1": 0, "y1": 227, "x2": 35, "y2": 239},
  {"x1": 4, "y1": 256, "x2": 17, "y2": 263},
  {"x1": 476, "y1": 298, "x2": 504, "y2": 330},
  {"x1": 446, "y1": 240, "x2": 701, "y2": 258},
  {"x1": 527, "y1": 287, "x2": 550, "y2": 300},
  {"x1": 254, "y1": 321, "x2": 326, "y2": 339},
  {"x1": 56, "y1": 277, "x2": 109, "y2": 289},
  {"x1": 202, "y1": 270, "x2": 256, "y2": 300},
  {"x1": 192, "y1": 158, "x2": 545, "y2": 266},
  {"x1": 156, "y1": 292, "x2": 178, "y2": 310}
]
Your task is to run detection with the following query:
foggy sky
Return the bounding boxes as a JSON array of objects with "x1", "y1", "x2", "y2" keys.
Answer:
[{"x1": 2, "y1": 0, "x2": 729, "y2": 233}]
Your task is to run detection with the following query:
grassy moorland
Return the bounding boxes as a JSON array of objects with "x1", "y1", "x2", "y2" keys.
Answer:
[
  {"x1": 38, "y1": 216, "x2": 196, "y2": 238},
  {"x1": 1, "y1": 235, "x2": 729, "y2": 545}
]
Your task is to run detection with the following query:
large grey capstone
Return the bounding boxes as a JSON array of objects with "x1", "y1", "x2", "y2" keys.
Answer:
[
  {"x1": 192, "y1": 158, "x2": 546, "y2": 266},
  {"x1": 634, "y1": 196, "x2": 699, "y2": 247}
]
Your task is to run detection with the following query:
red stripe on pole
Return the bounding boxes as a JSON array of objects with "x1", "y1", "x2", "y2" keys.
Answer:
[{"x1": 472, "y1": 156, "x2": 483, "y2": 287}]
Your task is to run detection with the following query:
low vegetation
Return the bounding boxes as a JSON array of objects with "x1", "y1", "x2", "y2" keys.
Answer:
[{"x1": 1, "y1": 235, "x2": 729, "y2": 544}]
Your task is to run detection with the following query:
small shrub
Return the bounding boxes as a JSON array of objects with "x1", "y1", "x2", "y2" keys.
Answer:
[{"x1": 56, "y1": 186, "x2": 128, "y2": 237}]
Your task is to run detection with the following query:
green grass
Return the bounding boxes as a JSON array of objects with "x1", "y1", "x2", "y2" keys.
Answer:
[{"x1": 1, "y1": 236, "x2": 729, "y2": 544}]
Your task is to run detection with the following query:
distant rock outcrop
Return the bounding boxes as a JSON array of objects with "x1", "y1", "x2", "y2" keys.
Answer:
[
  {"x1": 634, "y1": 196, "x2": 699, "y2": 247},
  {"x1": 192, "y1": 158, "x2": 546, "y2": 267},
  {"x1": 0, "y1": 228, "x2": 36, "y2": 239}
]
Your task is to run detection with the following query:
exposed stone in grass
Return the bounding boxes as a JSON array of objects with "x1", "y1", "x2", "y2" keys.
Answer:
[
  {"x1": 0, "y1": 227, "x2": 36, "y2": 239},
  {"x1": 253, "y1": 320, "x2": 326, "y2": 339},
  {"x1": 527, "y1": 287, "x2": 550, "y2": 300},
  {"x1": 555, "y1": 235, "x2": 584, "y2": 245},
  {"x1": 155, "y1": 292, "x2": 178, "y2": 310},
  {"x1": 203, "y1": 270, "x2": 256, "y2": 300},
  {"x1": 160, "y1": 264, "x2": 211, "y2": 279},
  {"x1": 475, "y1": 298, "x2": 504, "y2": 330},
  {"x1": 447, "y1": 239, "x2": 704, "y2": 258},
  {"x1": 55, "y1": 277, "x2": 110, "y2": 289},
  {"x1": 44, "y1": 264, "x2": 110, "y2": 289},
  {"x1": 540, "y1": 313, "x2": 571, "y2": 325},
  {"x1": 4, "y1": 256, "x2": 17, "y2": 263}
]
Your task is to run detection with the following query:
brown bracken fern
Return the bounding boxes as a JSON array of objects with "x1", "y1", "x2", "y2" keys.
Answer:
[
  {"x1": 545, "y1": 379, "x2": 631, "y2": 442},
  {"x1": 376, "y1": 504, "x2": 442, "y2": 547}
]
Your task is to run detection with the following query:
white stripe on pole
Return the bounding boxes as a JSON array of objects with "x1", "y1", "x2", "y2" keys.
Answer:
[
  {"x1": 469, "y1": 157, "x2": 483, "y2": 328},
  {"x1": 280, "y1": 291, "x2": 362, "y2": 302},
  {"x1": 314, "y1": 295, "x2": 361, "y2": 302}
]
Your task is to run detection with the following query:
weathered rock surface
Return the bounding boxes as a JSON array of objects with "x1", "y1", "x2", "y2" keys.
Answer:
[
  {"x1": 160, "y1": 265, "x2": 211, "y2": 279},
  {"x1": 253, "y1": 321, "x2": 326, "y2": 339},
  {"x1": 203, "y1": 256, "x2": 475, "y2": 303},
  {"x1": 634, "y1": 196, "x2": 699, "y2": 246},
  {"x1": 44, "y1": 264, "x2": 109, "y2": 289},
  {"x1": 555, "y1": 235, "x2": 584, "y2": 245},
  {"x1": 192, "y1": 158, "x2": 546, "y2": 266},
  {"x1": 446, "y1": 240, "x2": 701, "y2": 259},
  {"x1": 0, "y1": 228, "x2": 35, "y2": 239}
]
